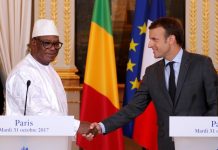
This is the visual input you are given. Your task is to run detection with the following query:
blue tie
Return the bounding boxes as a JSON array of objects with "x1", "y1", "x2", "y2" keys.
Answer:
[{"x1": 168, "y1": 61, "x2": 176, "y2": 104}]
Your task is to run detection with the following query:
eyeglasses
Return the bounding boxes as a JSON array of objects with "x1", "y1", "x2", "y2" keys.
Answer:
[{"x1": 35, "y1": 38, "x2": 63, "y2": 49}]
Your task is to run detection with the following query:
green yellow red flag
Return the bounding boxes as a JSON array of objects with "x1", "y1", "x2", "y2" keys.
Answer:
[{"x1": 76, "y1": 0, "x2": 124, "y2": 149}]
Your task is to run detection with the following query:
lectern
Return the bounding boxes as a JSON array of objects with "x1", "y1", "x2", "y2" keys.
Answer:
[
  {"x1": 169, "y1": 116, "x2": 218, "y2": 150},
  {"x1": 0, "y1": 116, "x2": 78, "y2": 150}
]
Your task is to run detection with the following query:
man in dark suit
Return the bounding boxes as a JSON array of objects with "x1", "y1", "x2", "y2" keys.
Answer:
[{"x1": 85, "y1": 17, "x2": 218, "y2": 150}]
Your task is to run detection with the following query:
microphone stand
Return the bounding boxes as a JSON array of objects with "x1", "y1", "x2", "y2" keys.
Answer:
[{"x1": 24, "y1": 80, "x2": 31, "y2": 115}]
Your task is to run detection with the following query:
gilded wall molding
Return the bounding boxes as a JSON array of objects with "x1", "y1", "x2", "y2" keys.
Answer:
[
  {"x1": 202, "y1": 0, "x2": 209, "y2": 56},
  {"x1": 56, "y1": 68, "x2": 79, "y2": 79},
  {"x1": 51, "y1": 0, "x2": 58, "y2": 25},
  {"x1": 186, "y1": 0, "x2": 218, "y2": 69},
  {"x1": 39, "y1": 0, "x2": 46, "y2": 19},
  {"x1": 51, "y1": 0, "x2": 58, "y2": 64},
  {"x1": 64, "y1": 0, "x2": 72, "y2": 65},
  {"x1": 189, "y1": 0, "x2": 197, "y2": 53},
  {"x1": 215, "y1": 1, "x2": 218, "y2": 64}
]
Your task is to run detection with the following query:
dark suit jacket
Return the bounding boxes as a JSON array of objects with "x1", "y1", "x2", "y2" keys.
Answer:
[{"x1": 102, "y1": 50, "x2": 218, "y2": 150}]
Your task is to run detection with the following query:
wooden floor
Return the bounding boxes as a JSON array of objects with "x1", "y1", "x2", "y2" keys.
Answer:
[{"x1": 124, "y1": 136, "x2": 143, "y2": 150}]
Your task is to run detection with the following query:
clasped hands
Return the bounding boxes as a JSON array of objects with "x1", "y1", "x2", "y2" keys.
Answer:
[{"x1": 77, "y1": 121, "x2": 102, "y2": 141}]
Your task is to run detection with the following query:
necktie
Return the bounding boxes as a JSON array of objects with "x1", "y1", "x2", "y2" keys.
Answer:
[{"x1": 168, "y1": 61, "x2": 176, "y2": 104}]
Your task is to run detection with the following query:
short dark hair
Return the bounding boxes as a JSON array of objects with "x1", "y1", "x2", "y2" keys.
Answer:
[{"x1": 149, "y1": 17, "x2": 184, "y2": 46}]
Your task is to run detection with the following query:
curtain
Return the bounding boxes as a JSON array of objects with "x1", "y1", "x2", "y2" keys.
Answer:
[{"x1": 0, "y1": 0, "x2": 32, "y2": 83}]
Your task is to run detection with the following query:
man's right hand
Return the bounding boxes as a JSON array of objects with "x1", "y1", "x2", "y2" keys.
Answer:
[{"x1": 83, "y1": 122, "x2": 102, "y2": 141}]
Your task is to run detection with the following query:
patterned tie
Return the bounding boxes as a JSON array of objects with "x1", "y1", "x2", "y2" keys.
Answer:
[{"x1": 168, "y1": 61, "x2": 176, "y2": 104}]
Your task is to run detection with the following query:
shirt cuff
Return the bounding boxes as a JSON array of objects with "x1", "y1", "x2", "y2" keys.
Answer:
[{"x1": 99, "y1": 122, "x2": 106, "y2": 133}]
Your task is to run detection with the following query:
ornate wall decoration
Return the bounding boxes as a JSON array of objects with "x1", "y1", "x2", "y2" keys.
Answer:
[
  {"x1": 51, "y1": 0, "x2": 58, "y2": 25},
  {"x1": 51, "y1": 0, "x2": 58, "y2": 64},
  {"x1": 39, "y1": 0, "x2": 46, "y2": 19},
  {"x1": 188, "y1": 0, "x2": 197, "y2": 53},
  {"x1": 215, "y1": 1, "x2": 218, "y2": 64},
  {"x1": 64, "y1": 0, "x2": 71, "y2": 65},
  {"x1": 202, "y1": 0, "x2": 209, "y2": 56},
  {"x1": 186, "y1": 0, "x2": 218, "y2": 69}
]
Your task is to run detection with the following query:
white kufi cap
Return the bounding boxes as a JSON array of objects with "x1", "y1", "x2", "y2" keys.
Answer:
[{"x1": 32, "y1": 19, "x2": 59, "y2": 38}]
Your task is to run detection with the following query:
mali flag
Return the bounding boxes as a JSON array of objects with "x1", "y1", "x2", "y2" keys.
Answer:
[{"x1": 76, "y1": 0, "x2": 124, "y2": 150}]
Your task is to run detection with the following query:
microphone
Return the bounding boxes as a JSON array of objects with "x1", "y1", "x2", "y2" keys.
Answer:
[{"x1": 24, "y1": 80, "x2": 31, "y2": 115}]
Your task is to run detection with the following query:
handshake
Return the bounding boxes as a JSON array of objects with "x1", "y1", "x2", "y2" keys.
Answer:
[{"x1": 77, "y1": 121, "x2": 102, "y2": 140}]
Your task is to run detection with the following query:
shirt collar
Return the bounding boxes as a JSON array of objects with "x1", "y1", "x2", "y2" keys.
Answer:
[{"x1": 165, "y1": 48, "x2": 183, "y2": 66}]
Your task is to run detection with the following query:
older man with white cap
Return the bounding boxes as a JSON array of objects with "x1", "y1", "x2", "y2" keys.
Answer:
[{"x1": 5, "y1": 19, "x2": 92, "y2": 134}]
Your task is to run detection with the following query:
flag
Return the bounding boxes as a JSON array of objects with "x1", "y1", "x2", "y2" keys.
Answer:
[
  {"x1": 134, "y1": 0, "x2": 166, "y2": 149},
  {"x1": 122, "y1": 0, "x2": 150, "y2": 138},
  {"x1": 140, "y1": 0, "x2": 166, "y2": 78},
  {"x1": 76, "y1": 0, "x2": 124, "y2": 150},
  {"x1": 123, "y1": 0, "x2": 166, "y2": 149}
]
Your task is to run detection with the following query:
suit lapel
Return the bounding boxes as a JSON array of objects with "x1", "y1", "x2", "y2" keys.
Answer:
[{"x1": 174, "y1": 51, "x2": 191, "y2": 105}]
